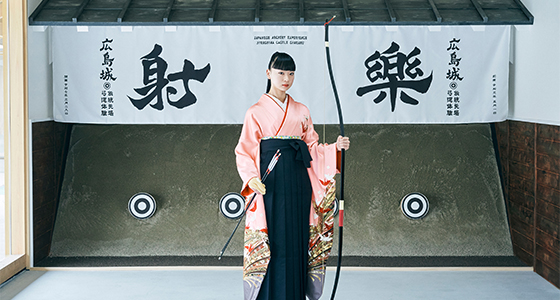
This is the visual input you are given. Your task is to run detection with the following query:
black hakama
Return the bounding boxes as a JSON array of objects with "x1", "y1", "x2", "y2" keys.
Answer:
[{"x1": 256, "y1": 138, "x2": 312, "y2": 300}]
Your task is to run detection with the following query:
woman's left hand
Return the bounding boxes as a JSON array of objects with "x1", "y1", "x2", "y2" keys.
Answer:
[{"x1": 336, "y1": 135, "x2": 350, "y2": 151}]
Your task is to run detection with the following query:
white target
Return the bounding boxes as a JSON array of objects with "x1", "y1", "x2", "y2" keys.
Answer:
[
  {"x1": 332, "y1": 198, "x2": 339, "y2": 217},
  {"x1": 128, "y1": 192, "x2": 156, "y2": 219},
  {"x1": 220, "y1": 192, "x2": 246, "y2": 220},
  {"x1": 400, "y1": 193, "x2": 429, "y2": 220}
]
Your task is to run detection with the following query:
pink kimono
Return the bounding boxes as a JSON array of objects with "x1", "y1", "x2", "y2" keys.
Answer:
[{"x1": 235, "y1": 93, "x2": 339, "y2": 300}]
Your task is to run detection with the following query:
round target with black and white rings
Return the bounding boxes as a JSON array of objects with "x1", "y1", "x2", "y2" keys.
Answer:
[
  {"x1": 332, "y1": 198, "x2": 339, "y2": 217},
  {"x1": 219, "y1": 192, "x2": 246, "y2": 220},
  {"x1": 400, "y1": 193, "x2": 429, "y2": 220},
  {"x1": 128, "y1": 192, "x2": 157, "y2": 220}
]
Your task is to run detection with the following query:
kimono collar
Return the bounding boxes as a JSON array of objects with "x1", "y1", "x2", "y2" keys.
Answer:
[{"x1": 265, "y1": 93, "x2": 288, "y2": 111}]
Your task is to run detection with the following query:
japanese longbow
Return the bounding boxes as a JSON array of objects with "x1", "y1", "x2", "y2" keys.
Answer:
[{"x1": 324, "y1": 16, "x2": 345, "y2": 300}]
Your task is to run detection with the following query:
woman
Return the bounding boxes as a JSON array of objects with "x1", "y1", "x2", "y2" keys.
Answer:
[{"x1": 235, "y1": 52, "x2": 349, "y2": 300}]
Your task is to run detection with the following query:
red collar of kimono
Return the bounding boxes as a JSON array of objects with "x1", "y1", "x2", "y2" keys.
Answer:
[{"x1": 263, "y1": 93, "x2": 291, "y2": 136}]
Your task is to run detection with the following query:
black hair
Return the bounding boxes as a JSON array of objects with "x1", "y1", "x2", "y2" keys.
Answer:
[{"x1": 266, "y1": 52, "x2": 296, "y2": 93}]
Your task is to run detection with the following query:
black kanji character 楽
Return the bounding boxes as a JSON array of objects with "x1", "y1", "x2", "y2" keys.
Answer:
[{"x1": 356, "y1": 42, "x2": 433, "y2": 112}]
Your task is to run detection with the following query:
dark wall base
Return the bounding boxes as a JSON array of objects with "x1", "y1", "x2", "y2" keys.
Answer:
[
  {"x1": 32, "y1": 121, "x2": 73, "y2": 264},
  {"x1": 35, "y1": 256, "x2": 527, "y2": 268},
  {"x1": 494, "y1": 120, "x2": 559, "y2": 288}
]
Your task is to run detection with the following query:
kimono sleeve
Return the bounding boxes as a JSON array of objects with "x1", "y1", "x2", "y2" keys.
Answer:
[
  {"x1": 301, "y1": 110, "x2": 338, "y2": 184},
  {"x1": 235, "y1": 108, "x2": 262, "y2": 197}
]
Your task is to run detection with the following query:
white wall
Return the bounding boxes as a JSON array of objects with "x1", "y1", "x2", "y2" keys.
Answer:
[
  {"x1": 28, "y1": 27, "x2": 52, "y2": 122},
  {"x1": 509, "y1": 0, "x2": 560, "y2": 126},
  {"x1": 28, "y1": 0, "x2": 52, "y2": 122},
  {"x1": 26, "y1": 0, "x2": 560, "y2": 125}
]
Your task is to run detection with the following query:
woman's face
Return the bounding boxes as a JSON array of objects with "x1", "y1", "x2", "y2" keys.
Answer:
[{"x1": 267, "y1": 67, "x2": 295, "y2": 93}]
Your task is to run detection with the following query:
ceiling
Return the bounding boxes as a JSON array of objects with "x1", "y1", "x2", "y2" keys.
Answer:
[{"x1": 29, "y1": 0, "x2": 534, "y2": 26}]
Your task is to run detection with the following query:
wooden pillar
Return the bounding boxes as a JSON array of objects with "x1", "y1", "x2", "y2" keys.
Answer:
[{"x1": 1, "y1": 0, "x2": 30, "y2": 284}]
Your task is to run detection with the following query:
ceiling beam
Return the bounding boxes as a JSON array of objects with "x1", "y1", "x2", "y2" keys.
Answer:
[
  {"x1": 72, "y1": 0, "x2": 91, "y2": 22},
  {"x1": 470, "y1": 0, "x2": 488, "y2": 22},
  {"x1": 428, "y1": 0, "x2": 442, "y2": 23},
  {"x1": 117, "y1": 0, "x2": 133, "y2": 22},
  {"x1": 299, "y1": 0, "x2": 304, "y2": 23},
  {"x1": 342, "y1": 0, "x2": 351, "y2": 22},
  {"x1": 512, "y1": 0, "x2": 534, "y2": 23},
  {"x1": 163, "y1": 0, "x2": 177, "y2": 22},
  {"x1": 255, "y1": 0, "x2": 261, "y2": 22},
  {"x1": 27, "y1": 0, "x2": 535, "y2": 25},
  {"x1": 208, "y1": 0, "x2": 218, "y2": 22},
  {"x1": 29, "y1": 0, "x2": 49, "y2": 23},
  {"x1": 385, "y1": 0, "x2": 396, "y2": 23}
]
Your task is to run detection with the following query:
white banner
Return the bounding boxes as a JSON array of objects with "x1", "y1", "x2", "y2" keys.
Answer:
[{"x1": 52, "y1": 25, "x2": 510, "y2": 124}]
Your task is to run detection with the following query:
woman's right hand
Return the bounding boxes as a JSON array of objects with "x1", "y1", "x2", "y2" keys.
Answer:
[{"x1": 249, "y1": 177, "x2": 266, "y2": 195}]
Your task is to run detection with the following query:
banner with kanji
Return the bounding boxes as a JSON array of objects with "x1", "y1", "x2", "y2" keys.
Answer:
[{"x1": 51, "y1": 25, "x2": 510, "y2": 124}]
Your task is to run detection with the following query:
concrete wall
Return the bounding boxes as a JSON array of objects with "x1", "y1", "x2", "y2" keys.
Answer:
[
  {"x1": 31, "y1": 121, "x2": 72, "y2": 264},
  {"x1": 50, "y1": 123, "x2": 512, "y2": 258}
]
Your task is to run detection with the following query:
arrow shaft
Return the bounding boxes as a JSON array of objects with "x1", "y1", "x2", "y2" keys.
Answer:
[{"x1": 218, "y1": 149, "x2": 281, "y2": 260}]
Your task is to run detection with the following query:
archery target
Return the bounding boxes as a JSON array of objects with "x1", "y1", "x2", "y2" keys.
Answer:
[
  {"x1": 332, "y1": 198, "x2": 339, "y2": 217},
  {"x1": 128, "y1": 192, "x2": 156, "y2": 219},
  {"x1": 400, "y1": 193, "x2": 429, "y2": 219},
  {"x1": 220, "y1": 192, "x2": 246, "y2": 219}
]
